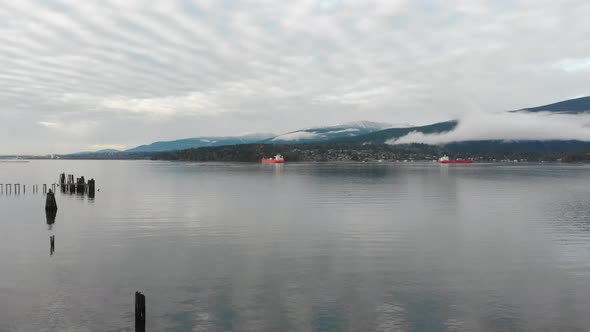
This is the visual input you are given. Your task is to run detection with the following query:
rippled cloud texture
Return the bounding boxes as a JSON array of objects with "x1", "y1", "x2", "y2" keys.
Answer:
[{"x1": 1, "y1": 0, "x2": 589, "y2": 153}]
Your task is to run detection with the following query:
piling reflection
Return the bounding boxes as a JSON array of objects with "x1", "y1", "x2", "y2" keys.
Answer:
[
  {"x1": 49, "y1": 235, "x2": 55, "y2": 255},
  {"x1": 46, "y1": 209, "x2": 57, "y2": 229}
]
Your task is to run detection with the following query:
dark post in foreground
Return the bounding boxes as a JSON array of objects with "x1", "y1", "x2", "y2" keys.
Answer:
[
  {"x1": 45, "y1": 189, "x2": 58, "y2": 212},
  {"x1": 135, "y1": 291, "x2": 146, "y2": 331}
]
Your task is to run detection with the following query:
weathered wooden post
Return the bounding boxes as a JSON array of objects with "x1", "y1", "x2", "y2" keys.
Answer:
[
  {"x1": 76, "y1": 176, "x2": 85, "y2": 193},
  {"x1": 88, "y1": 179, "x2": 95, "y2": 198},
  {"x1": 68, "y1": 175, "x2": 76, "y2": 194},
  {"x1": 45, "y1": 189, "x2": 58, "y2": 212},
  {"x1": 60, "y1": 173, "x2": 66, "y2": 192},
  {"x1": 23, "y1": 184, "x2": 25, "y2": 194},
  {"x1": 135, "y1": 291, "x2": 146, "y2": 331},
  {"x1": 43, "y1": 184, "x2": 47, "y2": 194}
]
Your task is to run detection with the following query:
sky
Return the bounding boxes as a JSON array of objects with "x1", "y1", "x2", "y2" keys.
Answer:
[{"x1": 1, "y1": 0, "x2": 589, "y2": 154}]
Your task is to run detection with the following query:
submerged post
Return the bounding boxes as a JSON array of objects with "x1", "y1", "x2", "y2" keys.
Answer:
[
  {"x1": 135, "y1": 291, "x2": 146, "y2": 331},
  {"x1": 45, "y1": 189, "x2": 58, "y2": 212}
]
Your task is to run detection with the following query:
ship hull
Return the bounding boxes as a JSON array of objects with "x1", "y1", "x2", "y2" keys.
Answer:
[
  {"x1": 261, "y1": 159, "x2": 285, "y2": 164},
  {"x1": 438, "y1": 160, "x2": 473, "y2": 164}
]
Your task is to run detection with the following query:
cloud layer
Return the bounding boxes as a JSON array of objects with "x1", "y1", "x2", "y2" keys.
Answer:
[
  {"x1": 390, "y1": 112, "x2": 590, "y2": 145},
  {"x1": 1, "y1": 0, "x2": 589, "y2": 153}
]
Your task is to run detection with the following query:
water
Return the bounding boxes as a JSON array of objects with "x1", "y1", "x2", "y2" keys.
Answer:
[{"x1": 1, "y1": 160, "x2": 590, "y2": 331}]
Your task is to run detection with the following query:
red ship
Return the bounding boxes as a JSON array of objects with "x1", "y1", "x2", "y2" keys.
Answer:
[
  {"x1": 261, "y1": 154, "x2": 285, "y2": 164},
  {"x1": 438, "y1": 155, "x2": 473, "y2": 164}
]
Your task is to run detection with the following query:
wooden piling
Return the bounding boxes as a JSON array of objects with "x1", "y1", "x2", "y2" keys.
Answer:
[
  {"x1": 68, "y1": 175, "x2": 75, "y2": 194},
  {"x1": 60, "y1": 173, "x2": 66, "y2": 192},
  {"x1": 76, "y1": 176, "x2": 86, "y2": 193},
  {"x1": 88, "y1": 179, "x2": 95, "y2": 197},
  {"x1": 135, "y1": 291, "x2": 146, "y2": 331},
  {"x1": 45, "y1": 190, "x2": 58, "y2": 212}
]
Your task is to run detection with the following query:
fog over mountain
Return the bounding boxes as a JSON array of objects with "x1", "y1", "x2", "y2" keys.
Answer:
[
  {"x1": 391, "y1": 111, "x2": 590, "y2": 145},
  {"x1": 1, "y1": 1, "x2": 589, "y2": 154}
]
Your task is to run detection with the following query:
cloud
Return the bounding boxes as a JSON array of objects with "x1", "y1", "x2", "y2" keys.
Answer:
[
  {"x1": 36, "y1": 119, "x2": 99, "y2": 137},
  {"x1": 37, "y1": 121, "x2": 59, "y2": 128},
  {"x1": 389, "y1": 112, "x2": 590, "y2": 145},
  {"x1": 102, "y1": 92, "x2": 218, "y2": 116},
  {"x1": 559, "y1": 57, "x2": 590, "y2": 72},
  {"x1": 1, "y1": 0, "x2": 590, "y2": 153}
]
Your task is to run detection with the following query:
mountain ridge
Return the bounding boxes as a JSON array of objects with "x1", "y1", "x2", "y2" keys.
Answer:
[{"x1": 515, "y1": 96, "x2": 590, "y2": 114}]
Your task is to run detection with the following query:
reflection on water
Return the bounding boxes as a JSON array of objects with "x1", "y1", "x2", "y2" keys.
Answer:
[
  {"x1": 1, "y1": 161, "x2": 590, "y2": 331},
  {"x1": 45, "y1": 209, "x2": 57, "y2": 229}
]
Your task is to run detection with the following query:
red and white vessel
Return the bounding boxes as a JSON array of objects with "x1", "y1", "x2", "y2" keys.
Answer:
[
  {"x1": 438, "y1": 155, "x2": 473, "y2": 164},
  {"x1": 261, "y1": 154, "x2": 285, "y2": 164}
]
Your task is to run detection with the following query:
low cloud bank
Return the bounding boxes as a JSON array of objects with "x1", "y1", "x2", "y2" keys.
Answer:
[{"x1": 389, "y1": 112, "x2": 590, "y2": 145}]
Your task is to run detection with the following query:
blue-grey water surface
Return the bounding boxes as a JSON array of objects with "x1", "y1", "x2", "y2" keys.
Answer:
[{"x1": 1, "y1": 160, "x2": 590, "y2": 331}]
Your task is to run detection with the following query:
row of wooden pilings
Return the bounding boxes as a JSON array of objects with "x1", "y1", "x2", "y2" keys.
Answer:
[
  {"x1": 2, "y1": 174, "x2": 96, "y2": 196},
  {"x1": 58, "y1": 173, "x2": 95, "y2": 196},
  {"x1": 1, "y1": 183, "x2": 64, "y2": 194},
  {"x1": 0, "y1": 183, "x2": 50, "y2": 194}
]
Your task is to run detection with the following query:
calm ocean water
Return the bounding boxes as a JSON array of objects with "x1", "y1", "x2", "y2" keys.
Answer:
[{"x1": 1, "y1": 160, "x2": 590, "y2": 331}]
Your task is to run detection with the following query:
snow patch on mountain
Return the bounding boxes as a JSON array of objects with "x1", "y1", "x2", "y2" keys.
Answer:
[{"x1": 271, "y1": 132, "x2": 320, "y2": 141}]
